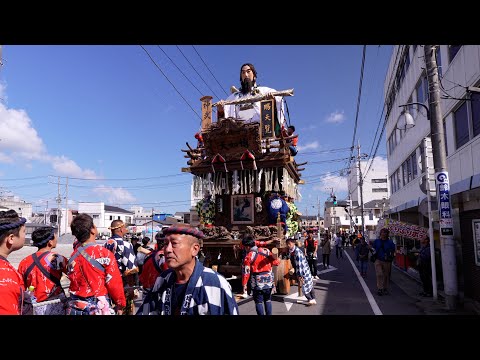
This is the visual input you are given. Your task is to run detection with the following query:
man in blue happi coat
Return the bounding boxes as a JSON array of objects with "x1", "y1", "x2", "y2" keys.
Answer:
[{"x1": 137, "y1": 224, "x2": 239, "y2": 315}]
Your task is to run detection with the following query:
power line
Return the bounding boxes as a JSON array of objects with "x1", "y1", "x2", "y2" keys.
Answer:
[
  {"x1": 347, "y1": 45, "x2": 367, "y2": 170},
  {"x1": 191, "y1": 45, "x2": 229, "y2": 97},
  {"x1": 363, "y1": 45, "x2": 404, "y2": 180},
  {"x1": 139, "y1": 45, "x2": 202, "y2": 121},
  {"x1": 157, "y1": 45, "x2": 217, "y2": 117},
  {"x1": 176, "y1": 45, "x2": 222, "y2": 100},
  {"x1": 52, "y1": 173, "x2": 188, "y2": 181}
]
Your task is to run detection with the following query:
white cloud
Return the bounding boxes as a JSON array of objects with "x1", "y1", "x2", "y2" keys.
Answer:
[
  {"x1": 0, "y1": 103, "x2": 47, "y2": 160},
  {"x1": 325, "y1": 110, "x2": 346, "y2": 124},
  {"x1": 93, "y1": 185, "x2": 136, "y2": 204},
  {"x1": 48, "y1": 155, "x2": 98, "y2": 179},
  {"x1": 297, "y1": 141, "x2": 319, "y2": 151},
  {"x1": 312, "y1": 172, "x2": 348, "y2": 193},
  {"x1": 0, "y1": 101, "x2": 99, "y2": 178},
  {"x1": 364, "y1": 156, "x2": 388, "y2": 174}
]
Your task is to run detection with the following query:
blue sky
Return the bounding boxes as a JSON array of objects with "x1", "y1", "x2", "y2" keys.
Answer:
[{"x1": 0, "y1": 45, "x2": 392, "y2": 216}]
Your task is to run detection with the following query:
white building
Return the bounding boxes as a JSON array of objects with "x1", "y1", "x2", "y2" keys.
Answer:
[
  {"x1": 130, "y1": 206, "x2": 153, "y2": 218},
  {"x1": 0, "y1": 195, "x2": 33, "y2": 221},
  {"x1": 348, "y1": 159, "x2": 389, "y2": 206},
  {"x1": 77, "y1": 202, "x2": 134, "y2": 236},
  {"x1": 345, "y1": 158, "x2": 389, "y2": 235},
  {"x1": 384, "y1": 45, "x2": 480, "y2": 304}
]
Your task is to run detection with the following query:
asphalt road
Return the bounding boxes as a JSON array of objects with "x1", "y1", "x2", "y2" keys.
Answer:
[{"x1": 238, "y1": 245, "x2": 425, "y2": 315}]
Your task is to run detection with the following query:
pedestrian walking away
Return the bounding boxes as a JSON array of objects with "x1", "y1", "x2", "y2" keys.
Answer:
[{"x1": 241, "y1": 236, "x2": 280, "y2": 315}]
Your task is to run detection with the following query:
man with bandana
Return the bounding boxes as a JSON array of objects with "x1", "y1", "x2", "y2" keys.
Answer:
[
  {"x1": 219, "y1": 63, "x2": 285, "y2": 127},
  {"x1": 18, "y1": 226, "x2": 68, "y2": 314},
  {"x1": 104, "y1": 219, "x2": 138, "y2": 314},
  {"x1": 137, "y1": 224, "x2": 239, "y2": 315},
  {"x1": 0, "y1": 210, "x2": 28, "y2": 314}
]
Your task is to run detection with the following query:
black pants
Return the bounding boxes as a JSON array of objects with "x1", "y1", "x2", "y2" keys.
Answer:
[
  {"x1": 336, "y1": 246, "x2": 343, "y2": 258},
  {"x1": 419, "y1": 264, "x2": 433, "y2": 295},
  {"x1": 322, "y1": 254, "x2": 330, "y2": 268},
  {"x1": 307, "y1": 256, "x2": 318, "y2": 277}
]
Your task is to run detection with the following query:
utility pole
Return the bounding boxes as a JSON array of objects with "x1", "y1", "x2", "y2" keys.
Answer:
[
  {"x1": 64, "y1": 177, "x2": 68, "y2": 235},
  {"x1": 44, "y1": 200, "x2": 48, "y2": 224},
  {"x1": 317, "y1": 196, "x2": 320, "y2": 240},
  {"x1": 424, "y1": 45, "x2": 457, "y2": 310},
  {"x1": 56, "y1": 176, "x2": 61, "y2": 238},
  {"x1": 151, "y1": 207, "x2": 154, "y2": 237},
  {"x1": 305, "y1": 206, "x2": 308, "y2": 229},
  {"x1": 357, "y1": 141, "x2": 365, "y2": 236}
]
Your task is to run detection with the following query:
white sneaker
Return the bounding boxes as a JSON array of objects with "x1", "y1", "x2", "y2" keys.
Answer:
[
  {"x1": 307, "y1": 299, "x2": 317, "y2": 306},
  {"x1": 314, "y1": 275, "x2": 320, "y2": 280}
]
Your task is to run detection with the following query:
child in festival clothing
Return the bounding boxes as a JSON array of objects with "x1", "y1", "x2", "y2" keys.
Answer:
[{"x1": 0, "y1": 210, "x2": 28, "y2": 315}]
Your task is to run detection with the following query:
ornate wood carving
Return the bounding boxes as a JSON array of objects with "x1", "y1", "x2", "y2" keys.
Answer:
[{"x1": 203, "y1": 118, "x2": 261, "y2": 160}]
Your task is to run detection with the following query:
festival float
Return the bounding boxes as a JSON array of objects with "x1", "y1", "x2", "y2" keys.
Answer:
[{"x1": 181, "y1": 90, "x2": 305, "y2": 294}]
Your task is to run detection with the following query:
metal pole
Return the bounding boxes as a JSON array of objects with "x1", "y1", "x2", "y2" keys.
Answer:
[
  {"x1": 57, "y1": 176, "x2": 61, "y2": 238},
  {"x1": 317, "y1": 196, "x2": 320, "y2": 241},
  {"x1": 424, "y1": 45, "x2": 457, "y2": 309},
  {"x1": 65, "y1": 177, "x2": 68, "y2": 235},
  {"x1": 427, "y1": 183, "x2": 438, "y2": 300},
  {"x1": 357, "y1": 141, "x2": 365, "y2": 235}
]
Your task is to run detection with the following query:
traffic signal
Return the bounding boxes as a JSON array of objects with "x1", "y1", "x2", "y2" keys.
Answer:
[{"x1": 333, "y1": 196, "x2": 337, "y2": 205}]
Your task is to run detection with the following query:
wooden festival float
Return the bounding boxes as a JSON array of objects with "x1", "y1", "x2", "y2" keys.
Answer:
[{"x1": 181, "y1": 90, "x2": 306, "y2": 294}]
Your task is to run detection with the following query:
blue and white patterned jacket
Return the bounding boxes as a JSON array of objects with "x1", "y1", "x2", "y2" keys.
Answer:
[
  {"x1": 136, "y1": 259, "x2": 239, "y2": 315},
  {"x1": 291, "y1": 246, "x2": 314, "y2": 295},
  {"x1": 103, "y1": 235, "x2": 137, "y2": 275}
]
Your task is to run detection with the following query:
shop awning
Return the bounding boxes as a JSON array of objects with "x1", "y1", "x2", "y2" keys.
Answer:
[{"x1": 376, "y1": 218, "x2": 428, "y2": 241}]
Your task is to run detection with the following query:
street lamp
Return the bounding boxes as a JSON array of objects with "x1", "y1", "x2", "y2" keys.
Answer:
[
  {"x1": 396, "y1": 104, "x2": 417, "y2": 131},
  {"x1": 395, "y1": 102, "x2": 430, "y2": 130}
]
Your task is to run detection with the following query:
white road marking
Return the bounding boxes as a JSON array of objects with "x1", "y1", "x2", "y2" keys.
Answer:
[
  {"x1": 344, "y1": 250, "x2": 383, "y2": 315},
  {"x1": 283, "y1": 292, "x2": 307, "y2": 311},
  {"x1": 317, "y1": 265, "x2": 337, "y2": 275}
]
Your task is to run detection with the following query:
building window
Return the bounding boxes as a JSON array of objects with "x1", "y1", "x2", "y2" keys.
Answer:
[
  {"x1": 109, "y1": 215, "x2": 113, "y2": 220},
  {"x1": 454, "y1": 101, "x2": 469, "y2": 149},
  {"x1": 372, "y1": 178, "x2": 387, "y2": 183},
  {"x1": 372, "y1": 188, "x2": 388, "y2": 192},
  {"x1": 395, "y1": 168, "x2": 402, "y2": 191},
  {"x1": 410, "y1": 150, "x2": 417, "y2": 179},
  {"x1": 402, "y1": 160, "x2": 409, "y2": 185},
  {"x1": 415, "y1": 74, "x2": 428, "y2": 110},
  {"x1": 449, "y1": 45, "x2": 462, "y2": 63},
  {"x1": 93, "y1": 214, "x2": 99, "y2": 219},
  {"x1": 471, "y1": 92, "x2": 480, "y2": 138}
]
